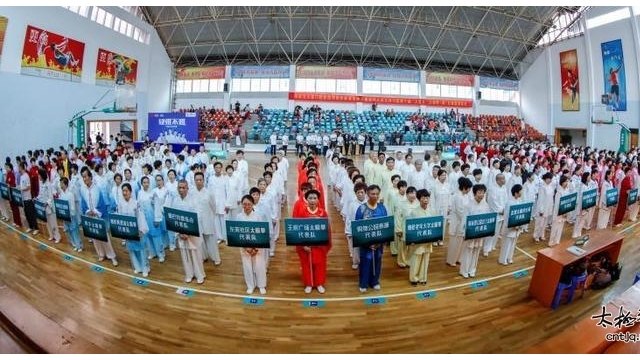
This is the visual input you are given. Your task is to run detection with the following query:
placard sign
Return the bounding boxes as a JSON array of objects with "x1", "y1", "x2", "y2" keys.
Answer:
[
  {"x1": 81, "y1": 215, "x2": 108, "y2": 242},
  {"x1": 0, "y1": 182, "x2": 10, "y2": 201},
  {"x1": 34, "y1": 200, "x2": 47, "y2": 221},
  {"x1": 225, "y1": 220, "x2": 270, "y2": 248},
  {"x1": 164, "y1": 207, "x2": 200, "y2": 237},
  {"x1": 351, "y1": 215, "x2": 394, "y2": 247},
  {"x1": 54, "y1": 198, "x2": 71, "y2": 222},
  {"x1": 109, "y1": 213, "x2": 140, "y2": 241},
  {"x1": 284, "y1": 218, "x2": 330, "y2": 246},
  {"x1": 10, "y1": 188, "x2": 22, "y2": 207},
  {"x1": 605, "y1": 188, "x2": 618, "y2": 207},
  {"x1": 558, "y1": 192, "x2": 577, "y2": 216},
  {"x1": 581, "y1": 188, "x2": 597, "y2": 210},
  {"x1": 507, "y1": 202, "x2": 534, "y2": 228},
  {"x1": 405, "y1": 216, "x2": 444, "y2": 244},
  {"x1": 465, "y1": 212, "x2": 497, "y2": 240},
  {"x1": 627, "y1": 188, "x2": 638, "y2": 205}
]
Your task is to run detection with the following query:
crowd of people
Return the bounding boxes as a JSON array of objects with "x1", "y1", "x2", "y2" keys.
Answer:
[{"x1": 1, "y1": 136, "x2": 638, "y2": 294}]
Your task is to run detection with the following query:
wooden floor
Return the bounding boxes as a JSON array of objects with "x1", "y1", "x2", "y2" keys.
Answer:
[{"x1": 0, "y1": 152, "x2": 639, "y2": 353}]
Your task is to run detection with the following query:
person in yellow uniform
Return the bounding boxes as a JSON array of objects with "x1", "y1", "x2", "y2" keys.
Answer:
[
  {"x1": 406, "y1": 189, "x2": 437, "y2": 285},
  {"x1": 394, "y1": 185, "x2": 420, "y2": 269}
]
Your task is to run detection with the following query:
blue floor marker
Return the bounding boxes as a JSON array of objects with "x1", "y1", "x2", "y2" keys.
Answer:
[
  {"x1": 38, "y1": 243, "x2": 47, "y2": 251},
  {"x1": 302, "y1": 300, "x2": 325, "y2": 308},
  {"x1": 91, "y1": 265, "x2": 105, "y2": 273},
  {"x1": 176, "y1": 287, "x2": 195, "y2": 298},
  {"x1": 513, "y1": 270, "x2": 529, "y2": 279},
  {"x1": 19, "y1": 233, "x2": 27, "y2": 240},
  {"x1": 243, "y1": 297, "x2": 265, "y2": 306},
  {"x1": 416, "y1": 291, "x2": 437, "y2": 300},
  {"x1": 470, "y1": 280, "x2": 489, "y2": 289},
  {"x1": 131, "y1": 278, "x2": 150, "y2": 287},
  {"x1": 364, "y1": 297, "x2": 386, "y2": 306},
  {"x1": 63, "y1": 254, "x2": 74, "y2": 262}
]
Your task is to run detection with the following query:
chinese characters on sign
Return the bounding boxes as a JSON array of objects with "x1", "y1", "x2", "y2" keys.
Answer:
[
  {"x1": 54, "y1": 198, "x2": 71, "y2": 221},
  {"x1": 80, "y1": 215, "x2": 108, "y2": 242},
  {"x1": 507, "y1": 202, "x2": 534, "y2": 228},
  {"x1": 284, "y1": 218, "x2": 330, "y2": 246},
  {"x1": 164, "y1": 207, "x2": 200, "y2": 237},
  {"x1": 225, "y1": 220, "x2": 270, "y2": 248},
  {"x1": 465, "y1": 212, "x2": 497, "y2": 240},
  {"x1": 405, "y1": 216, "x2": 444, "y2": 244},
  {"x1": 351, "y1": 216, "x2": 395, "y2": 248},
  {"x1": 109, "y1": 213, "x2": 140, "y2": 241}
]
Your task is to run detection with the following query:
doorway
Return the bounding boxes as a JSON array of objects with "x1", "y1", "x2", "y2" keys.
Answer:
[
  {"x1": 554, "y1": 127, "x2": 587, "y2": 146},
  {"x1": 86, "y1": 120, "x2": 137, "y2": 145}
]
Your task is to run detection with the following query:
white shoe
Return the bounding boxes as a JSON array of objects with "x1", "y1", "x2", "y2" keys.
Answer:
[
  {"x1": 269, "y1": 252, "x2": 275, "y2": 257},
  {"x1": 159, "y1": 257, "x2": 165, "y2": 263},
  {"x1": 142, "y1": 271, "x2": 149, "y2": 278},
  {"x1": 483, "y1": 252, "x2": 489, "y2": 257},
  {"x1": 304, "y1": 286, "x2": 312, "y2": 294},
  {"x1": 134, "y1": 270, "x2": 140, "y2": 274},
  {"x1": 317, "y1": 285, "x2": 326, "y2": 294},
  {"x1": 351, "y1": 264, "x2": 359, "y2": 270},
  {"x1": 73, "y1": 247, "x2": 78, "y2": 252},
  {"x1": 32, "y1": 230, "x2": 39, "y2": 235},
  {"x1": 246, "y1": 287, "x2": 255, "y2": 295},
  {"x1": 259, "y1": 287, "x2": 267, "y2": 295},
  {"x1": 77, "y1": 248, "x2": 82, "y2": 253},
  {"x1": 111, "y1": 259, "x2": 118, "y2": 267},
  {"x1": 359, "y1": 287, "x2": 367, "y2": 293},
  {"x1": 121, "y1": 240, "x2": 126, "y2": 246},
  {"x1": 373, "y1": 284, "x2": 381, "y2": 290},
  {"x1": 170, "y1": 247, "x2": 176, "y2": 252},
  {"x1": 184, "y1": 277, "x2": 193, "y2": 283}
]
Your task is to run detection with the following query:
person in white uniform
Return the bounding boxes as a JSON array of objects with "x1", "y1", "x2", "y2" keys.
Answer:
[
  {"x1": 236, "y1": 195, "x2": 268, "y2": 295},
  {"x1": 459, "y1": 184, "x2": 490, "y2": 278},
  {"x1": 498, "y1": 184, "x2": 526, "y2": 265}
]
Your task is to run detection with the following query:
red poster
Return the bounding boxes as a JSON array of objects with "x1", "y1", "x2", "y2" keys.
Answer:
[
  {"x1": 426, "y1": 72, "x2": 475, "y2": 87},
  {"x1": 95, "y1": 48, "x2": 138, "y2": 87},
  {"x1": 559, "y1": 49, "x2": 579, "y2": 111},
  {"x1": 0, "y1": 16, "x2": 7, "y2": 59},
  {"x1": 288, "y1": 92, "x2": 472, "y2": 108},
  {"x1": 21, "y1": 25, "x2": 84, "y2": 82},
  {"x1": 176, "y1": 66, "x2": 225, "y2": 80}
]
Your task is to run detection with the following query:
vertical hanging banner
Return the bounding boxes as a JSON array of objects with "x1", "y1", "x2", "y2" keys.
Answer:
[
  {"x1": 601, "y1": 39, "x2": 626, "y2": 111},
  {"x1": 147, "y1": 112, "x2": 199, "y2": 143},
  {"x1": 559, "y1": 49, "x2": 579, "y2": 111},
  {"x1": 21, "y1": 25, "x2": 84, "y2": 82},
  {"x1": 0, "y1": 16, "x2": 8, "y2": 64},
  {"x1": 95, "y1": 48, "x2": 138, "y2": 87},
  {"x1": 619, "y1": 126, "x2": 630, "y2": 154}
]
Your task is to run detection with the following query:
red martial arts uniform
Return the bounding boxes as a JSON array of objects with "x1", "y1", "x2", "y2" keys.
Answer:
[
  {"x1": 614, "y1": 174, "x2": 632, "y2": 225},
  {"x1": 292, "y1": 205, "x2": 332, "y2": 287}
]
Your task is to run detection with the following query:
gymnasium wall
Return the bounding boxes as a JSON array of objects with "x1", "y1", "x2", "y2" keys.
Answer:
[
  {"x1": 520, "y1": 6, "x2": 640, "y2": 150},
  {"x1": 0, "y1": 6, "x2": 172, "y2": 156}
]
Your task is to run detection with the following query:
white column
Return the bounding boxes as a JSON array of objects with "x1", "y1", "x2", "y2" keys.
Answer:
[
  {"x1": 356, "y1": 66, "x2": 364, "y2": 113},
  {"x1": 582, "y1": 16, "x2": 597, "y2": 148},
  {"x1": 223, "y1": 65, "x2": 231, "y2": 112},
  {"x1": 545, "y1": 47, "x2": 555, "y2": 140},
  {"x1": 288, "y1": 65, "x2": 296, "y2": 113}
]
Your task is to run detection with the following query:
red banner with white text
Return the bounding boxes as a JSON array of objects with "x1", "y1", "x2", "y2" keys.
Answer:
[
  {"x1": 426, "y1": 72, "x2": 474, "y2": 87},
  {"x1": 176, "y1": 66, "x2": 225, "y2": 80},
  {"x1": 21, "y1": 25, "x2": 84, "y2": 82},
  {"x1": 288, "y1": 92, "x2": 472, "y2": 108},
  {"x1": 96, "y1": 48, "x2": 138, "y2": 87}
]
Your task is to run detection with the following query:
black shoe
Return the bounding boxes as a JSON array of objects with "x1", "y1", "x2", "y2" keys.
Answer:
[{"x1": 410, "y1": 281, "x2": 418, "y2": 286}]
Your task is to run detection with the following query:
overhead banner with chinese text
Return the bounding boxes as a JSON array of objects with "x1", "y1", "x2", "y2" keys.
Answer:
[
  {"x1": 96, "y1": 48, "x2": 138, "y2": 87},
  {"x1": 288, "y1": 92, "x2": 472, "y2": 108},
  {"x1": 225, "y1": 220, "x2": 271, "y2": 248},
  {"x1": 426, "y1": 72, "x2": 474, "y2": 87},
  {"x1": 21, "y1": 25, "x2": 84, "y2": 82},
  {"x1": 231, "y1": 65, "x2": 289, "y2": 78},
  {"x1": 478, "y1": 76, "x2": 518, "y2": 91},
  {"x1": 601, "y1": 39, "x2": 626, "y2": 111},
  {"x1": 363, "y1": 67, "x2": 421, "y2": 82},
  {"x1": 176, "y1": 66, "x2": 225, "y2": 80},
  {"x1": 296, "y1": 65, "x2": 356, "y2": 79},
  {"x1": 560, "y1": 49, "x2": 579, "y2": 111}
]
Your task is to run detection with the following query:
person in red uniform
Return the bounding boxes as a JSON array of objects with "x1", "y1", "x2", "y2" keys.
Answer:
[
  {"x1": 4, "y1": 163, "x2": 23, "y2": 228},
  {"x1": 292, "y1": 189, "x2": 332, "y2": 294},
  {"x1": 613, "y1": 166, "x2": 633, "y2": 226},
  {"x1": 293, "y1": 182, "x2": 312, "y2": 215}
]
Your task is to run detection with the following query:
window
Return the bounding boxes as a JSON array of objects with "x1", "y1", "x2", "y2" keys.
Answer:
[
  {"x1": 457, "y1": 86, "x2": 473, "y2": 99},
  {"x1": 441, "y1": 85, "x2": 457, "y2": 98},
  {"x1": 209, "y1": 79, "x2": 224, "y2": 92},
  {"x1": 336, "y1": 79, "x2": 357, "y2": 94},
  {"x1": 113, "y1": 17, "x2": 121, "y2": 31},
  {"x1": 95, "y1": 8, "x2": 106, "y2": 24},
  {"x1": 176, "y1": 80, "x2": 185, "y2": 93},
  {"x1": 363, "y1": 80, "x2": 381, "y2": 94},
  {"x1": 426, "y1": 84, "x2": 441, "y2": 97},
  {"x1": 295, "y1": 78, "x2": 315, "y2": 92},
  {"x1": 479, "y1": 87, "x2": 520, "y2": 103},
  {"x1": 103, "y1": 12, "x2": 113, "y2": 28},
  {"x1": 271, "y1": 79, "x2": 289, "y2": 92},
  {"x1": 586, "y1": 7, "x2": 630, "y2": 29},
  {"x1": 182, "y1": 80, "x2": 192, "y2": 93},
  {"x1": 401, "y1": 82, "x2": 419, "y2": 96}
]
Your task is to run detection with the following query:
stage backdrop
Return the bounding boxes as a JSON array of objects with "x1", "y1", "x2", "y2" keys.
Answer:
[
  {"x1": 21, "y1": 24, "x2": 84, "y2": 82},
  {"x1": 559, "y1": 49, "x2": 579, "y2": 111},
  {"x1": 0, "y1": 16, "x2": 7, "y2": 63},
  {"x1": 147, "y1": 112, "x2": 199, "y2": 143},
  {"x1": 95, "y1": 48, "x2": 138, "y2": 87},
  {"x1": 601, "y1": 39, "x2": 626, "y2": 111}
]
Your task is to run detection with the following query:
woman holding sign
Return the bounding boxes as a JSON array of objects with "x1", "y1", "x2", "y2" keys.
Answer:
[
  {"x1": 499, "y1": 184, "x2": 525, "y2": 265},
  {"x1": 549, "y1": 175, "x2": 571, "y2": 247},
  {"x1": 292, "y1": 189, "x2": 331, "y2": 294},
  {"x1": 460, "y1": 184, "x2": 490, "y2": 279},
  {"x1": 613, "y1": 166, "x2": 633, "y2": 227},
  {"x1": 236, "y1": 195, "x2": 268, "y2": 295},
  {"x1": 58, "y1": 178, "x2": 82, "y2": 252},
  {"x1": 597, "y1": 170, "x2": 615, "y2": 229},
  {"x1": 407, "y1": 189, "x2": 437, "y2": 285},
  {"x1": 355, "y1": 185, "x2": 388, "y2": 293},
  {"x1": 37, "y1": 168, "x2": 61, "y2": 243},
  {"x1": 118, "y1": 183, "x2": 150, "y2": 277}
]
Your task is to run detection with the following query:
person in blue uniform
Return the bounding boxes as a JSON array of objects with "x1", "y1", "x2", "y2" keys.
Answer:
[{"x1": 355, "y1": 184, "x2": 388, "y2": 293}]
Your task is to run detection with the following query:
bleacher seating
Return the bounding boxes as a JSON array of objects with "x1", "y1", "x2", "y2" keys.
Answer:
[
  {"x1": 467, "y1": 114, "x2": 546, "y2": 142},
  {"x1": 177, "y1": 107, "x2": 247, "y2": 142},
  {"x1": 248, "y1": 108, "x2": 474, "y2": 145}
]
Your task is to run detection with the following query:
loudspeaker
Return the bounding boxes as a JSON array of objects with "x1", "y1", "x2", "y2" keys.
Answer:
[
  {"x1": 223, "y1": 83, "x2": 229, "y2": 92},
  {"x1": 476, "y1": 91, "x2": 482, "y2": 100}
]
